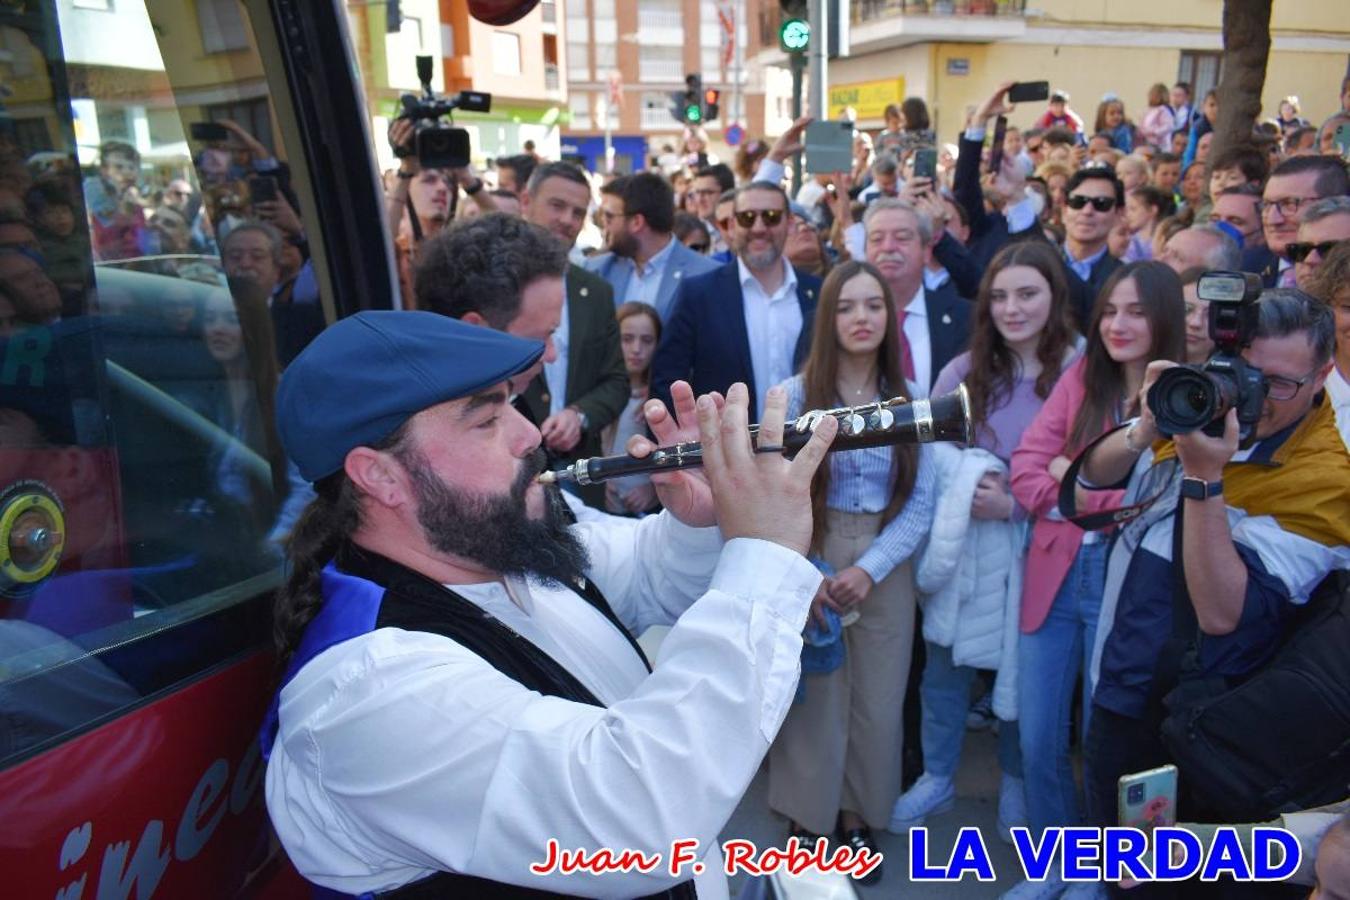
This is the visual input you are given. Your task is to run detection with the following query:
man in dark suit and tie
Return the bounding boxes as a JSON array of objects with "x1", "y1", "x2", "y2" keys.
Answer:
[
  {"x1": 1060, "y1": 168, "x2": 1124, "y2": 330},
  {"x1": 650, "y1": 181, "x2": 821, "y2": 421},
  {"x1": 587, "y1": 173, "x2": 719, "y2": 322},
  {"x1": 515, "y1": 162, "x2": 629, "y2": 507},
  {"x1": 862, "y1": 198, "x2": 972, "y2": 398},
  {"x1": 1255, "y1": 155, "x2": 1350, "y2": 288}
]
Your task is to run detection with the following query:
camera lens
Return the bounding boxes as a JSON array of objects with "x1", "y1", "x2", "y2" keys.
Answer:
[{"x1": 1149, "y1": 366, "x2": 1221, "y2": 435}]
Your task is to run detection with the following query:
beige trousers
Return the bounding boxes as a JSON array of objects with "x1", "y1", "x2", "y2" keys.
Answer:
[{"x1": 768, "y1": 509, "x2": 917, "y2": 835}]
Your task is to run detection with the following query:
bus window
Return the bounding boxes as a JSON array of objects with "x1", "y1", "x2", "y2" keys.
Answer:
[{"x1": 0, "y1": 0, "x2": 325, "y2": 767}]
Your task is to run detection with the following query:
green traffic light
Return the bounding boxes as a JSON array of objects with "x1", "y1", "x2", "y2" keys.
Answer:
[
  {"x1": 780, "y1": 18, "x2": 810, "y2": 52},
  {"x1": 686, "y1": 104, "x2": 703, "y2": 123}
]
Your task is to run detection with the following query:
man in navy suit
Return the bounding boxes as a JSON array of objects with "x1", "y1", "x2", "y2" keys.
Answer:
[
  {"x1": 863, "y1": 198, "x2": 972, "y2": 398},
  {"x1": 650, "y1": 181, "x2": 821, "y2": 421},
  {"x1": 586, "y1": 173, "x2": 719, "y2": 322}
]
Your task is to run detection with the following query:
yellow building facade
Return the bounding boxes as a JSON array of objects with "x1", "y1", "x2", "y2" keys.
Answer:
[{"x1": 796, "y1": 0, "x2": 1349, "y2": 137}]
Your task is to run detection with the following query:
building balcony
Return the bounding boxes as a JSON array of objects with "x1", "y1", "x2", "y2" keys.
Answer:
[
  {"x1": 546, "y1": 63, "x2": 561, "y2": 92},
  {"x1": 849, "y1": 0, "x2": 1028, "y2": 50}
]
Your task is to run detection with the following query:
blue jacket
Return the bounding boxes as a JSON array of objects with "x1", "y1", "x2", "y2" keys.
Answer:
[
  {"x1": 649, "y1": 260, "x2": 821, "y2": 421},
  {"x1": 584, "y1": 239, "x2": 720, "y2": 322}
]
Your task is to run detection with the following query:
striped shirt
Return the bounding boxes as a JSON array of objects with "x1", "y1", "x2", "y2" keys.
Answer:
[{"x1": 781, "y1": 374, "x2": 937, "y2": 584}]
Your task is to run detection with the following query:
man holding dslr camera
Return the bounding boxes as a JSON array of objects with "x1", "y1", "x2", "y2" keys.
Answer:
[{"x1": 1072, "y1": 281, "x2": 1350, "y2": 851}]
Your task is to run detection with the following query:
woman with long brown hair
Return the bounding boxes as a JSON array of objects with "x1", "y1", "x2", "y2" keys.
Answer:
[
  {"x1": 768, "y1": 259, "x2": 935, "y2": 885},
  {"x1": 1008, "y1": 261, "x2": 1184, "y2": 893},
  {"x1": 602, "y1": 301, "x2": 662, "y2": 515},
  {"x1": 891, "y1": 241, "x2": 1082, "y2": 836}
]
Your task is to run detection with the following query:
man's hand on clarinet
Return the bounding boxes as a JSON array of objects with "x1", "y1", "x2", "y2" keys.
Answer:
[
  {"x1": 626, "y1": 380, "x2": 719, "y2": 527},
  {"x1": 697, "y1": 382, "x2": 837, "y2": 556}
]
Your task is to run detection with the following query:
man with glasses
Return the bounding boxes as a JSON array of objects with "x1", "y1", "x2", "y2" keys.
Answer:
[
  {"x1": 587, "y1": 173, "x2": 717, "y2": 322},
  {"x1": 1288, "y1": 196, "x2": 1350, "y2": 290},
  {"x1": 1076, "y1": 289, "x2": 1350, "y2": 844},
  {"x1": 862, "y1": 197, "x2": 970, "y2": 398},
  {"x1": 1062, "y1": 168, "x2": 1125, "y2": 328},
  {"x1": 650, "y1": 181, "x2": 821, "y2": 420},
  {"x1": 1257, "y1": 155, "x2": 1350, "y2": 287},
  {"x1": 689, "y1": 163, "x2": 735, "y2": 256}
]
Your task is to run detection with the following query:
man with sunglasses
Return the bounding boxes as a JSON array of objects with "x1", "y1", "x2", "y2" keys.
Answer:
[
  {"x1": 1075, "y1": 290, "x2": 1350, "y2": 853},
  {"x1": 587, "y1": 174, "x2": 717, "y2": 322},
  {"x1": 1289, "y1": 197, "x2": 1350, "y2": 290},
  {"x1": 1062, "y1": 168, "x2": 1125, "y2": 329},
  {"x1": 651, "y1": 181, "x2": 821, "y2": 421},
  {"x1": 1256, "y1": 155, "x2": 1350, "y2": 287}
]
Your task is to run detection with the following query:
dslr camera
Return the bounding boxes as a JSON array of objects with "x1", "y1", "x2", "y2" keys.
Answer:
[
  {"x1": 1147, "y1": 271, "x2": 1267, "y2": 446},
  {"x1": 397, "y1": 55, "x2": 491, "y2": 169}
]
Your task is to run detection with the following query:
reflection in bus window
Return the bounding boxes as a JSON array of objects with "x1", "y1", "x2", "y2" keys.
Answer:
[{"x1": 0, "y1": 0, "x2": 326, "y2": 765}]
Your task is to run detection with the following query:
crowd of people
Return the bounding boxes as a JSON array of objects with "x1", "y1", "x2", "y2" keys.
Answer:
[
  {"x1": 360, "y1": 73, "x2": 1350, "y2": 899},
  {"x1": 6, "y1": 62, "x2": 1348, "y2": 900}
]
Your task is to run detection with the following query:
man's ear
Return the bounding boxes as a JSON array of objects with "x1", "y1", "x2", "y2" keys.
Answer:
[
  {"x1": 1311, "y1": 358, "x2": 1336, "y2": 396},
  {"x1": 344, "y1": 446, "x2": 410, "y2": 510},
  {"x1": 460, "y1": 310, "x2": 489, "y2": 328}
]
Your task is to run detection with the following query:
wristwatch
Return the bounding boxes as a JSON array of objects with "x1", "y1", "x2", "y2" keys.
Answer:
[
  {"x1": 568, "y1": 405, "x2": 590, "y2": 430},
  {"x1": 1180, "y1": 476, "x2": 1223, "y2": 501}
]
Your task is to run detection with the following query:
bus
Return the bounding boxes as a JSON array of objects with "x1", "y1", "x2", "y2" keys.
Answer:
[{"x1": 0, "y1": 0, "x2": 475, "y2": 895}]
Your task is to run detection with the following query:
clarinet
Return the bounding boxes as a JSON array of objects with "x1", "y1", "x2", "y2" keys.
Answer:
[{"x1": 538, "y1": 384, "x2": 972, "y2": 486}]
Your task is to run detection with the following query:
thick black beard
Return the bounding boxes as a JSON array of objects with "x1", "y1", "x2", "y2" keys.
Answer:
[
  {"x1": 401, "y1": 447, "x2": 591, "y2": 588},
  {"x1": 610, "y1": 230, "x2": 640, "y2": 260}
]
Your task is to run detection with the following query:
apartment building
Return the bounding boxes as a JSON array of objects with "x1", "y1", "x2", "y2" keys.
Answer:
[{"x1": 561, "y1": 0, "x2": 769, "y2": 173}]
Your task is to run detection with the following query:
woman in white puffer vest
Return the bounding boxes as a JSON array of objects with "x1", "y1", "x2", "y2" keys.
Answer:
[{"x1": 889, "y1": 243, "x2": 1083, "y2": 854}]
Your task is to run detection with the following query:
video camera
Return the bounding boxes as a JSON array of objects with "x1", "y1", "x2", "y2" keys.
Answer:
[
  {"x1": 396, "y1": 55, "x2": 491, "y2": 170},
  {"x1": 1147, "y1": 271, "x2": 1267, "y2": 447}
]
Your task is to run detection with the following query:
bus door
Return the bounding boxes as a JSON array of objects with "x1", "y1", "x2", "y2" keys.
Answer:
[{"x1": 0, "y1": 1, "x2": 392, "y2": 896}]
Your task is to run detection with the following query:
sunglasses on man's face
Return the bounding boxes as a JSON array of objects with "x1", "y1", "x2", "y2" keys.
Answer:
[
  {"x1": 734, "y1": 209, "x2": 785, "y2": 228},
  {"x1": 1066, "y1": 194, "x2": 1117, "y2": 212},
  {"x1": 1285, "y1": 240, "x2": 1340, "y2": 263}
]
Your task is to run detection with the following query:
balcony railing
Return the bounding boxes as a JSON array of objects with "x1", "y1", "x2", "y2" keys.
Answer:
[
  {"x1": 540, "y1": 0, "x2": 557, "y2": 26},
  {"x1": 852, "y1": 0, "x2": 1026, "y2": 23},
  {"x1": 545, "y1": 63, "x2": 561, "y2": 91}
]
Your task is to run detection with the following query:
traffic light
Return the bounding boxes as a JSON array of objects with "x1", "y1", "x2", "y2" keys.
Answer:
[
  {"x1": 703, "y1": 88, "x2": 721, "y2": 122},
  {"x1": 671, "y1": 73, "x2": 704, "y2": 124},
  {"x1": 780, "y1": 0, "x2": 809, "y2": 53},
  {"x1": 779, "y1": 16, "x2": 810, "y2": 53}
]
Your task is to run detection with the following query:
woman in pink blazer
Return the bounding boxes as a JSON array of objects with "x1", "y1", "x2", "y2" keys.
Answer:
[{"x1": 1010, "y1": 261, "x2": 1185, "y2": 853}]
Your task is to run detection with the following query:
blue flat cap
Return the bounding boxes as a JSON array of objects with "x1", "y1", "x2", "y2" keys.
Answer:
[{"x1": 277, "y1": 311, "x2": 544, "y2": 481}]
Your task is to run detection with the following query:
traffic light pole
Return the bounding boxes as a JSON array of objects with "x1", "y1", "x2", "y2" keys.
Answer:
[
  {"x1": 789, "y1": 50, "x2": 805, "y2": 196},
  {"x1": 808, "y1": 0, "x2": 827, "y2": 120}
]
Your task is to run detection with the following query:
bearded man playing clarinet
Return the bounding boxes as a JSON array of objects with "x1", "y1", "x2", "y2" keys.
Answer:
[{"x1": 261, "y1": 310, "x2": 843, "y2": 899}]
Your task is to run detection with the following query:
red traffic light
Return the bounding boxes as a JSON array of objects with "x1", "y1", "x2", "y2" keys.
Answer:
[{"x1": 704, "y1": 88, "x2": 721, "y2": 105}]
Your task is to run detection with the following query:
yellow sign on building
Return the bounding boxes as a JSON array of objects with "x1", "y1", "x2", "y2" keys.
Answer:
[{"x1": 828, "y1": 78, "x2": 906, "y2": 120}]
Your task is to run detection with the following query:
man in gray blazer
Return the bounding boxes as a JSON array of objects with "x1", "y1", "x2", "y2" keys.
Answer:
[{"x1": 586, "y1": 173, "x2": 719, "y2": 322}]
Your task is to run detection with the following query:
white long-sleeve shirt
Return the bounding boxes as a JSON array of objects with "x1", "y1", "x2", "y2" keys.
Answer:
[{"x1": 265, "y1": 508, "x2": 822, "y2": 898}]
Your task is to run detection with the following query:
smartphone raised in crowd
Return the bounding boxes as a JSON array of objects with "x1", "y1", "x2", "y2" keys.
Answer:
[
  {"x1": 190, "y1": 121, "x2": 230, "y2": 142},
  {"x1": 912, "y1": 147, "x2": 938, "y2": 182},
  {"x1": 1118, "y1": 764, "x2": 1178, "y2": 831},
  {"x1": 987, "y1": 115, "x2": 1009, "y2": 176},
  {"x1": 248, "y1": 175, "x2": 279, "y2": 203},
  {"x1": 804, "y1": 120, "x2": 855, "y2": 175},
  {"x1": 1008, "y1": 81, "x2": 1050, "y2": 104}
]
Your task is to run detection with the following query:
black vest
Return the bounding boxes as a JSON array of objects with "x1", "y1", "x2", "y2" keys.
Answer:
[{"x1": 334, "y1": 545, "x2": 698, "y2": 900}]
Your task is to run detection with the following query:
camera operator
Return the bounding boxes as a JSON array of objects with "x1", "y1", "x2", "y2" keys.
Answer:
[
  {"x1": 1075, "y1": 289, "x2": 1350, "y2": 853},
  {"x1": 385, "y1": 118, "x2": 497, "y2": 308}
]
